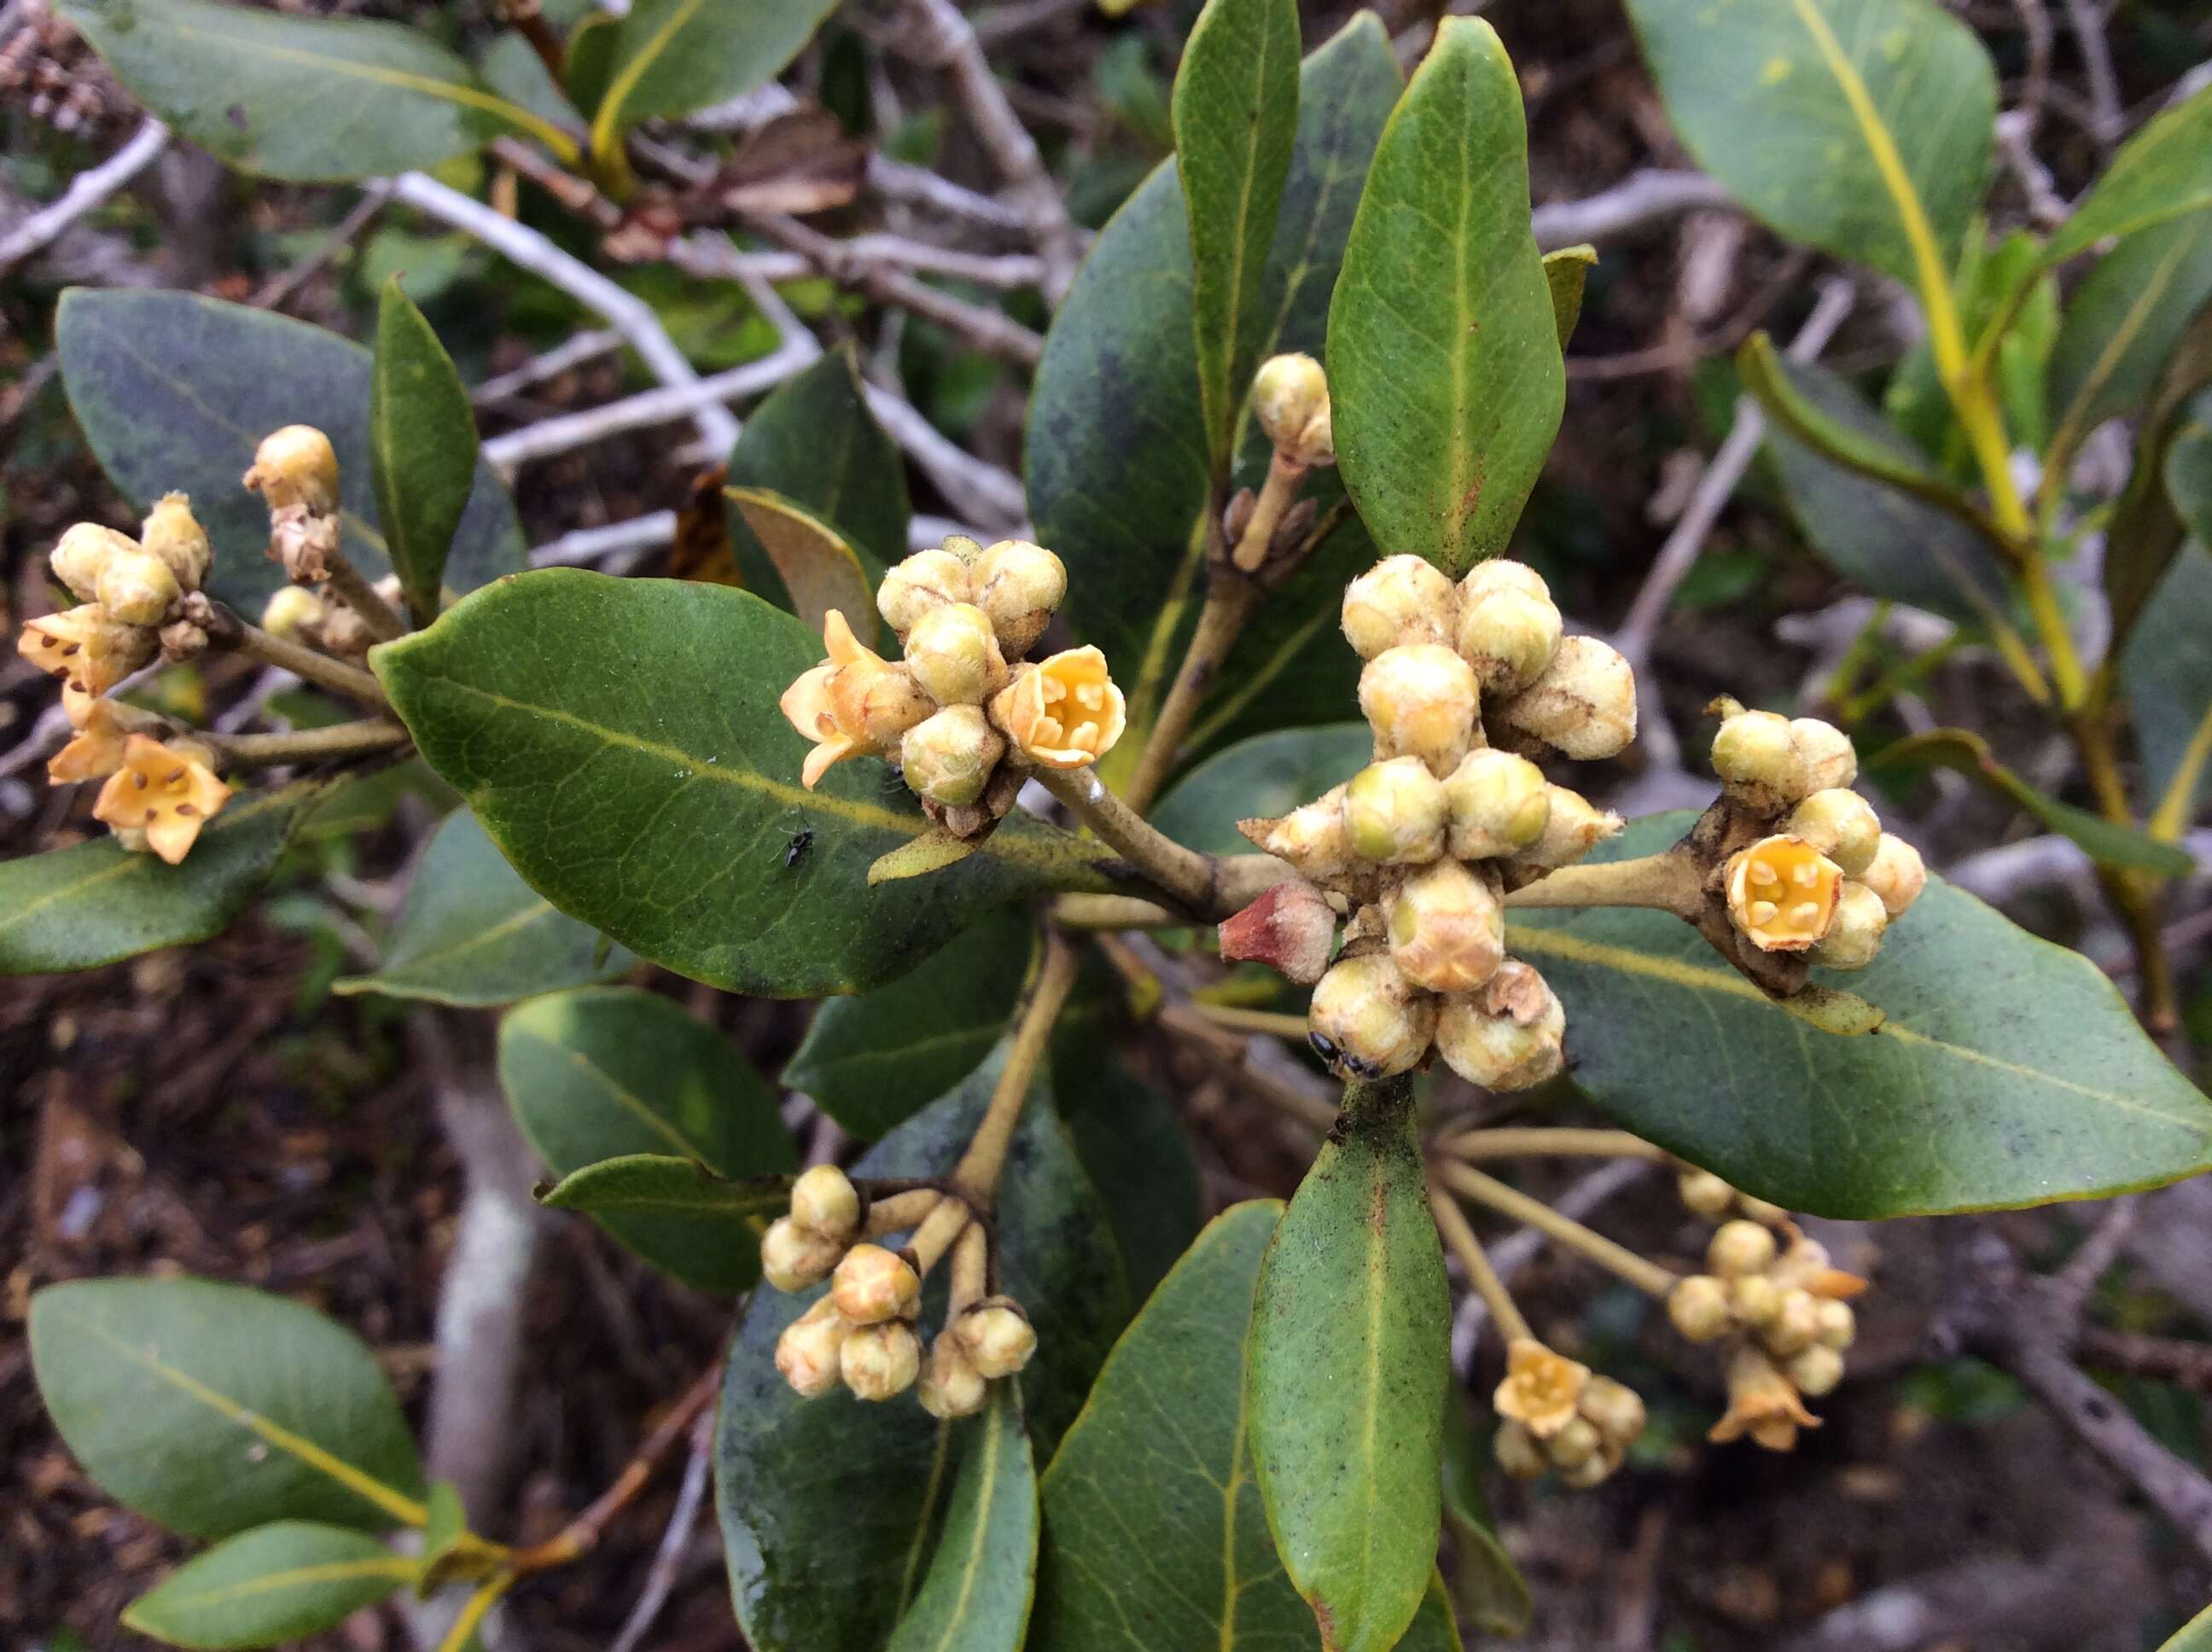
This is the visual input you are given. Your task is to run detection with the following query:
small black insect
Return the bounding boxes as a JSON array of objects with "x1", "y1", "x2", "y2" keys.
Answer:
[
  {"x1": 783, "y1": 829, "x2": 814, "y2": 870},
  {"x1": 1307, "y1": 1030, "x2": 1340, "y2": 1067}
]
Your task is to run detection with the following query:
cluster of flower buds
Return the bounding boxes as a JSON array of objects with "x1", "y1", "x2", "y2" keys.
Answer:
[
  {"x1": 1250, "y1": 352, "x2": 1336, "y2": 470},
  {"x1": 19, "y1": 498, "x2": 233, "y2": 863},
  {"x1": 763, "y1": 1166, "x2": 1037, "y2": 1416},
  {"x1": 1666, "y1": 1214, "x2": 1863, "y2": 1451},
  {"x1": 1708, "y1": 706, "x2": 1925, "y2": 969},
  {"x1": 779, "y1": 536, "x2": 1124, "y2": 838},
  {"x1": 1230, "y1": 555, "x2": 1639, "y2": 1089},
  {"x1": 244, "y1": 423, "x2": 343, "y2": 586},
  {"x1": 1490, "y1": 1337, "x2": 1647, "y2": 1488}
]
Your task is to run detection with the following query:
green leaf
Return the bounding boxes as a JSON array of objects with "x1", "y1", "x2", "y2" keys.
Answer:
[
  {"x1": 1027, "y1": 16, "x2": 1400, "y2": 770},
  {"x1": 1510, "y1": 814, "x2": 2212, "y2": 1217},
  {"x1": 2123, "y1": 544, "x2": 2212, "y2": 830},
  {"x1": 54, "y1": 0, "x2": 570, "y2": 181},
  {"x1": 884, "y1": 1386, "x2": 1038, "y2": 1652},
  {"x1": 1173, "y1": 0, "x2": 1301, "y2": 462},
  {"x1": 1152, "y1": 720, "x2": 1373, "y2": 853},
  {"x1": 726, "y1": 347, "x2": 909, "y2": 582},
  {"x1": 2043, "y1": 85, "x2": 2212, "y2": 265},
  {"x1": 0, "y1": 782, "x2": 324, "y2": 977},
  {"x1": 1542, "y1": 244, "x2": 1598, "y2": 349},
  {"x1": 1438, "y1": 1403, "x2": 1532, "y2": 1638},
  {"x1": 369, "y1": 279, "x2": 479, "y2": 627},
  {"x1": 371, "y1": 570, "x2": 1117, "y2": 997},
  {"x1": 415, "y1": 1482, "x2": 472, "y2": 1596},
  {"x1": 591, "y1": 0, "x2": 835, "y2": 153},
  {"x1": 1885, "y1": 230, "x2": 2061, "y2": 475},
  {"x1": 783, "y1": 905, "x2": 1035, "y2": 1138},
  {"x1": 2159, "y1": 1603, "x2": 2212, "y2": 1652},
  {"x1": 538, "y1": 1153, "x2": 789, "y2": 1233},
  {"x1": 1329, "y1": 17, "x2": 1560, "y2": 575},
  {"x1": 58, "y1": 288, "x2": 525, "y2": 613},
  {"x1": 499, "y1": 986, "x2": 795, "y2": 1291},
  {"x1": 2107, "y1": 326, "x2": 2212, "y2": 654},
  {"x1": 1627, "y1": 0, "x2": 1994, "y2": 293},
  {"x1": 1757, "y1": 355, "x2": 2014, "y2": 625},
  {"x1": 563, "y1": 13, "x2": 620, "y2": 121},
  {"x1": 1872, "y1": 729, "x2": 2194, "y2": 876},
  {"x1": 2048, "y1": 214, "x2": 2212, "y2": 452},
  {"x1": 716, "y1": 1056, "x2": 1129, "y2": 1651},
  {"x1": 334, "y1": 807, "x2": 634, "y2": 1006},
  {"x1": 29, "y1": 1277, "x2": 426, "y2": 1538},
  {"x1": 1034, "y1": 1203, "x2": 1463, "y2": 1652},
  {"x1": 1056, "y1": 1057, "x2": 1203, "y2": 1306},
  {"x1": 122, "y1": 1522, "x2": 415, "y2": 1650},
  {"x1": 726, "y1": 487, "x2": 876, "y2": 638},
  {"x1": 1246, "y1": 1079, "x2": 1451, "y2": 1652}
]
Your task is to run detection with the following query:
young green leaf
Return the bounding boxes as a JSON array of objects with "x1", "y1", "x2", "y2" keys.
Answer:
[
  {"x1": 1150, "y1": 720, "x2": 1372, "y2": 853},
  {"x1": 369, "y1": 280, "x2": 480, "y2": 627},
  {"x1": 1541, "y1": 244, "x2": 1598, "y2": 349},
  {"x1": 538, "y1": 1154, "x2": 790, "y2": 1235},
  {"x1": 883, "y1": 1387, "x2": 1038, "y2": 1652},
  {"x1": 123, "y1": 1522, "x2": 417, "y2": 1650},
  {"x1": 1034, "y1": 1203, "x2": 1464, "y2": 1652},
  {"x1": 1246, "y1": 1079, "x2": 1452, "y2": 1652},
  {"x1": 2047, "y1": 216, "x2": 2212, "y2": 458},
  {"x1": 30, "y1": 1278, "x2": 426, "y2": 1538},
  {"x1": 2105, "y1": 323, "x2": 2212, "y2": 655},
  {"x1": 2159, "y1": 1602, "x2": 2212, "y2": 1652},
  {"x1": 726, "y1": 347, "x2": 910, "y2": 585},
  {"x1": 2041, "y1": 84, "x2": 2212, "y2": 266},
  {"x1": 1173, "y1": 0, "x2": 1301, "y2": 463},
  {"x1": 2123, "y1": 544, "x2": 2212, "y2": 835},
  {"x1": 370, "y1": 571, "x2": 1120, "y2": 997},
  {"x1": 1627, "y1": 0, "x2": 1994, "y2": 294},
  {"x1": 57, "y1": 289, "x2": 524, "y2": 612},
  {"x1": 591, "y1": 0, "x2": 835, "y2": 154},
  {"x1": 725, "y1": 488, "x2": 877, "y2": 637},
  {"x1": 334, "y1": 807, "x2": 636, "y2": 1007},
  {"x1": 784, "y1": 905, "x2": 1036, "y2": 1138},
  {"x1": 1438, "y1": 1403, "x2": 1533, "y2": 1638},
  {"x1": 1056, "y1": 1058, "x2": 1204, "y2": 1306},
  {"x1": 1328, "y1": 16, "x2": 1562, "y2": 574},
  {"x1": 1511, "y1": 815, "x2": 2212, "y2": 1217},
  {"x1": 0, "y1": 781, "x2": 327, "y2": 977},
  {"x1": 499, "y1": 986, "x2": 795, "y2": 1291}
]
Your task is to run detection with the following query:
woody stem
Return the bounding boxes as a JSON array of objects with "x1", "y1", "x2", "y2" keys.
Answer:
[
  {"x1": 1037, "y1": 767, "x2": 1286, "y2": 918},
  {"x1": 950, "y1": 930, "x2": 1080, "y2": 1208},
  {"x1": 215, "y1": 609, "x2": 389, "y2": 708},
  {"x1": 207, "y1": 718, "x2": 412, "y2": 768},
  {"x1": 1432, "y1": 1127, "x2": 1673, "y2": 1163},
  {"x1": 318, "y1": 550, "x2": 410, "y2": 644},
  {"x1": 1119, "y1": 582, "x2": 1262, "y2": 817}
]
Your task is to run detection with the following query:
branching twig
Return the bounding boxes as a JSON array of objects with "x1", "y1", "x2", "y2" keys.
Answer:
[
  {"x1": 603, "y1": 1410, "x2": 716, "y2": 1652},
  {"x1": 0, "y1": 113, "x2": 168, "y2": 274},
  {"x1": 1530, "y1": 170, "x2": 1735, "y2": 250}
]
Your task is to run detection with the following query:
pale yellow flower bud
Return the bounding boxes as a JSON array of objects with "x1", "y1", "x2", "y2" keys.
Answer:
[
  {"x1": 1729, "y1": 1273, "x2": 1783, "y2": 1329},
  {"x1": 260, "y1": 585, "x2": 328, "y2": 641},
  {"x1": 1244, "y1": 785, "x2": 1356, "y2": 883},
  {"x1": 49, "y1": 523, "x2": 136, "y2": 603},
  {"x1": 1813, "y1": 1299, "x2": 1856, "y2": 1352},
  {"x1": 91, "y1": 734, "x2": 230, "y2": 864},
  {"x1": 841, "y1": 1320, "x2": 923, "y2": 1401},
  {"x1": 970, "y1": 539, "x2": 1067, "y2": 657},
  {"x1": 141, "y1": 493, "x2": 212, "y2": 593},
  {"x1": 917, "y1": 1330, "x2": 988, "y2": 1419},
  {"x1": 1545, "y1": 1415, "x2": 1604, "y2": 1470},
  {"x1": 1784, "y1": 788, "x2": 1882, "y2": 876},
  {"x1": 244, "y1": 424, "x2": 341, "y2": 515},
  {"x1": 1726, "y1": 835, "x2": 1842, "y2": 952},
  {"x1": 956, "y1": 1297, "x2": 1038, "y2": 1379},
  {"x1": 988, "y1": 647, "x2": 1126, "y2": 770},
  {"x1": 1455, "y1": 567, "x2": 1562, "y2": 695},
  {"x1": 1557, "y1": 1443, "x2": 1619, "y2": 1489},
  {"x1": 1341, "y1": 556, "x2": 1455, "y2": 659},
  {"x1": 95, "y1": 547, "x2": 182, "y2": 627},
  {"x1": 1493, "y1": 1419, "x2": 1547, "y2": 1479},
  {"x1": 831, "y1": 1242, "x2": 921, "y2": 1325},
  {"x1": 876, "y1": 548, "x2": 974, "y2": 637},
  {"x1": 761, "y1": 1215, "x2": 844, "y2": 1293},
  {"x1": 775, "y1": 1297, "x2": 851, "y2": 1399},
  {"x1": 1435, "y1": 963, "x2": 1565, "y2": 1091},
  {"x1": 1809, "y1": 881, "x2": 1889, "y2": 970},
  {"x1": 1307, "y1": 952, "x2": 1437, "y2": 1080},
  {"x1": 1494, "y1": 1337, "x2": 1589, "y2": 1439},
  {"x1": 1508, "y1": 784, "x2": 1623, "y2": 873},
  {"x1": 1493, "y1": 636, "x2": 1636, "y2": 760},
  {"x1": 1668, "y1": 1275, "x2": 1732, "y2": 1343},
  {"x1": 789, "y1": 1165, "x2": 861, "y2": 1244},
  {"x1": 1342, "y1": 757, "x2": 1449, "y2": 864},
  {"x1": 1759, "y1": 1288, "x2": 1822, "y2": 1358},
  {"x1": 1858, "y1": 835, "x2": 1926, "y2": 918},
  {"x1": 1678, "y1": 1167, "x2": 1737, "y2": 1221},
  {"x1": 1578, "y1": 1376, "x2": 1646, "y2": 1449},
  {"x1": 903, "y1": 602, "x2": 1008, "y2": 707},
  {"x1": 899, "y1": 705, "x2": 1004, "y2": 806},
  {"x1": 1790, "y1": 718, "x2": 1857, "y2": 791},
  {"x1": 18, "y1": 603, "x2": 159, "y2": 697},
  {"x1": 1711, "y1": 708, "x2": 1809, "y2": 802},
  {"x1": 1784, "y1": 1343, "x2": 1845, "y2": 1399},
  {"x1": 1385, "y1": 858, "x2": 1505, "y2": 994},
  {"x1": 1359, "y1": 643, "x2": 1479, "y2": 776},
  {"x1": 1442, "y1": 748, "x2": 1551, "y2": 859},
  {"x1": 1251, "y1": 352, "x2": 1333, "y2": 466},
  {"x1": 1707, "y1": 1219, "x2": 1778, "y2": 1279}
]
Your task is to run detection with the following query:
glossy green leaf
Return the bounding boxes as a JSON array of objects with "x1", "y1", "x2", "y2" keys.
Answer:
[
  {"x1": 2106, "y1": 323, "x2": 2212, "y2": 653},
  {"x1": 0, "y1": 781, "x2": 324, "y2": 977},
  {"x1": 54, "y1": 0, "x2": 569, "y2": 181},
  {"x1": 2123, "y1": 544, "x2": 2212, "y2": 831},
  {"x1": 415, "y1": 1482, "x2": 473, "y2": 1596},
  {"x1": 716, "y1": 1056, "x2": 1128, "y2": 1651},
  {"x1": 123, "y1": 1522, "x2": 416, "y2": 1650},
  {"x1": 2048, "y1": 214, "x2": 2212, "y2": 451},
  {"x1": 1874, "y1": 729, "x2": 2194, "y2": 876},
  {"x1": 2159, "y1": 1603, "x2": 2212, "y2": 1652},
  {"x1": 538, "y1": 1153, "x2": 789, "y2": 1233},
  {"x1": 884, "y1": 1387, "x2": 1037, "y2": 1652},
  {"x1": 1885, "y1": 230, "x2": 2059, "y2": 476},
  {"x1": 727, "y1": 348, "x2": 908, "y2": 579},
  {"x1": 1028, "y1": 17, "x2": 1400, "y2": 771},
  {"x1": 1758, "y1": 355, "x2": 2013, "y2": 625},
  {"x1": 1438, "y1": 1403, "x2": 1532, "y2": 1638},
  {"x1": 783, "y1": 905, "x2": 1035, "y2": 1138},
  {"x1": 29, "y1": 1278, "x2": 426, "y2": 1539},
  {"x1": 2042, "y1": 85, "x2": 2212, "y2": 265},
  {"x1": 1057, "y1": 1057, "x2": 1203, "y2": 1306},
  {"x1": 1247, "y1": 1079, "x2": 1451, "y2": 1652},
  {"x1": 1510, "y1": 814, "x2": 2212, "y2": 1217},
  {"x1": 369, "y1": 279, "x2": 478, "y2": 627},
  {"x1": 563, "y1": 14, "x2": 619, "y2": 121},
  {"x1": 1542, "y1": 244, "x2": 1598, "y2": 349},
  {"x1": 372, "y1": 571, "x2": 1118, "y2": 997},
  {"x1": 591, "y1": 0, "x2": 835, "y2": 151},
  {"x1": 1036, "y1": 1203, "x2": 1463, "y2": 1652},
  {"x1": 1627, "y1": 0, "x2": 1994, "y2": 292},
  {"x1": 499, "y1": 986, "x2": 796, "y2": 1290},
  {"x1": 58, "y1": 288, "x2": 524, "y2": 612},
  {"x1": 726, "y1": 488, "x2": 876, "y2": 637},
  {"x1": 1152, "y1": 720, "x2": 1372, "y2": 853},
  {"x1": 1329, "y1": 17, "x2": 1559, "y2": 575},
  {"x1": 1173, "y1": 0, "x2": 1301, "y2": 462},
  {"x1": 335, "y1": 807, "x2": 633, "y2": 1006}
]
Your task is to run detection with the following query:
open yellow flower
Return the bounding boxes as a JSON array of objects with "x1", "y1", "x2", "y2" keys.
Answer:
[
  {"x1": 92, "y1": 735, "x2": 230, "y2": 864},
  {"x1": 1725, "y1": 835, "x2": 1842, "y2": 952},
  {"x1": 48, "y1": 690, "x2": 133, "y2": 784},
  {"x1": 1493, "y1": 1337, "x2": 1590, "y2": 1440},
  {"x1": 17, "y1": 602, "x2": 158, "y2": 697},
  {"x1": 778, "y1": 610, "x2": 933, "y2": 789},
  {"x1": 1708, "y1": 1346, "x2": 1821, "y2": 1451},
  {"x1": 988, "y1": 645, "x2": 1125, "y2": 770}
]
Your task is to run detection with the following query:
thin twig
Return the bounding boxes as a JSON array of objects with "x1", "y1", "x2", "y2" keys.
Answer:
[
  {"x1": 250, "y1": 185, "x2": 389, "y2": 310},
  {"x1": 509, "y1": 1364, "x2": 723, "y2": 1573},
  {"x1": 868, "y1": 155, "x2": 1033, "y2": 236},
  {"x1": 1530, "y1": 170, "x2": 1735, "y2": 251},
  {"x1": 951, "y1": 932, "x2": 1080, "y2": 1205},
  {"x1": 1435, "y1": 1160, "x2": 1678, "y2": 1299},
  {"x1": 1451, "y1": 1159, "x2": 1656, "y2": 1366},
  {"x1": 474, "y1": 329, "x2": 624, "y2": 405},
  {"x1": 1429, "y1": 1182, "x2": 1535, "y2": 1344},
  {"x1": 603, "y1": 1411, "x2": 716, "y2": 1652},
  {"x1": 0, "y1": 114, "x2": 169, "y2": 274},
  {"x1": 2060, "y1": 0, "x2": 2125, "y2": 143}
]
